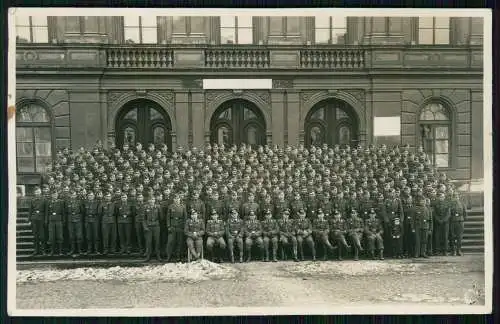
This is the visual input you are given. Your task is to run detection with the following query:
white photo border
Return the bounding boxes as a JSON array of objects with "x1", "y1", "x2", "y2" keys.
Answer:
[{"x1": 7, "y1": 7, "x2": 493, "y2": 316}]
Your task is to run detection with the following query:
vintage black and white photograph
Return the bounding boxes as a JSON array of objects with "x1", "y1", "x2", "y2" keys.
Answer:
[{"x1": 7, "y1": 8, "x2": 492, "y2": 316}]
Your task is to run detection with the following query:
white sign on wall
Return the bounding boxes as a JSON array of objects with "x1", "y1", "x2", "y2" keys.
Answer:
[
  {"x1": 203, "y1": 79, "x2": 273, "y2": 89},
  {"x1": 373, "y1": 116, "x2": 401, "y2": 136}
]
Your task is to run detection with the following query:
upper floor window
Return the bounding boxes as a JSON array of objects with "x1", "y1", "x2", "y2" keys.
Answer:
[
  {"x1": 314, "y1": 16, "x2": 347, "y2": 44},
  {"x1": 219, "y1": 16, "x2": 253, "y2": 44},
  {"x1": 418, "y1": 17, "x2": 450, "y2": 45},
  {"x1": 65, "y1": 16, "x2": 99, "y2": 34},
  {"x1": 268, "y1": 16, "x2": 300, "y2": 37},
  {"x1": 419, "y1": 102, "x2": 452, "y2": 168},
  {"x1": 172, "y1": 16, "x2": 206, "y2": 35},
  {"x1": 123, "y1": 16, "x2": 158, "y2": 44},
  {"x1": 16, "y1": 14, "x2": 48, "y2": 43},
  {"x1": 16, "y1": 103, "x2": 53, "y2": 173}
]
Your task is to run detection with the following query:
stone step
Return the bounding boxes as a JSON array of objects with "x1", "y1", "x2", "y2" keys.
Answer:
[
  {"x1": 461, "y1": 239, "x2": 484, "y2": 246},
  {"x1": 462, "y1": 246, "x2": 484, "y2": 253}
]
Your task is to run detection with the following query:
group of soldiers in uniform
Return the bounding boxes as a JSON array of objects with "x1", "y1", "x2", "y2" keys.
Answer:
[{"x1": 27, "y1": 140, "x2": 468, "y2": 263}]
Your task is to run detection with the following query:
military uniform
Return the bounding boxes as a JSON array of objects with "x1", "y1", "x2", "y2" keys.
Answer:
[
  {"x1": 390, "y1": 215, "x2": 403, "y2": 258},
  {"x1": 414, "y1": 200, "x2": 432, "y2": 258},
  {"x1": 294, "y1": 214, "x2": 316, "y2": 261},
  {"x1": 83, "y1": 195, "x2": 101, "y2": 255},
  {"x1": 346, "y1": 213, "x2": 364, "y2": 260},
  {"x1": 329, "y1": 213, "x2": 350, "y2": 260},
  {"x1": 433, "y1": 197, "x2": 451, "y2": 255},
  {"x1": 115, "y1": 197, "x2": 133, "y2": 254},
  {"x1": 184, "y1": 214, "x2": 205, "y2": 260},
  {"x1": 450, "y1": 197, "x2": 467, "y2": 256},
  {"x1": 241, "y1": 200, "x2": 260, "y2": 221},
  {"x1": 261, "y1": 213, "x2": 279, "y2": 261},
  {"x1": 289, "y1": 198, "x2": 305, "y2": 219},
  {"x1": 278, "y1": 215, "x2": 297, "y2": 261},
  {"x1": 402, "y1": 198, "x2": 416, "y2": 258},
  {"x1": 46, "y1": 196, "x2": 65, "y2": 255},
  {"x1": 101, "y1": 198, "x2": 117, "y2": 255},
  {"x1": 205, "y1": 215, "x2": 227, "y2": 261},
  {"x1": 364, "y1": 214, "x2": 384, "y2": 259},
  {"x1": 225, "y1": 213, "x2": 244, "y2": 263},
  {"x1": 28, "y1": 192, "x2": 46, "y2": 255},
  {"x1": 143, "y1": 202, "x2": 162, "y2": 261},
  {"x1": 243, "y1": 216, "x2": 263, "y2": 262},
  {"x1": 66, "y1": 195, "x2": 84, "y2": 255},
  {"x1": 134, "y1": 198, "x2": 146, "y2": 254},
  {"x1": 312, "y1": 214, "x2": 335, "y2": 260},
  {"x1": 166, "y1": 202, "x2": 187, "y2": 261}
]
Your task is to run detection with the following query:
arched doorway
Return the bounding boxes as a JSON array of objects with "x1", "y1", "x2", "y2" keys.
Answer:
[
  {"x1": 115, "y1": 99, "x2": 172, "y2": 151},
  {"x1": 210, "y1": 99, "x2": 266, "y2": 146},
  {"x1": 305, "y1": 99, "x2": 359, "y2": 147}
]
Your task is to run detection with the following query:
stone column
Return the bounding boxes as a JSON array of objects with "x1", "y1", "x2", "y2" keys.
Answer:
[
  {"x1": 271, "y1": 90, "x2": 284, "y2": 147},
  {"x1": 362, "y1": 17, "x2": 406, "y2": 45},
  {"x1": 175, "y1": 92, "x2": 189, "y2": 149},
  {"x1": 469, "y1": 17, "x2": 483, "y2": 45}
]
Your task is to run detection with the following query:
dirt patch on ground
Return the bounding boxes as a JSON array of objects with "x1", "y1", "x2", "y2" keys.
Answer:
[{"x1": 17, "y1": 260, "x2": 240, "y2": 284}]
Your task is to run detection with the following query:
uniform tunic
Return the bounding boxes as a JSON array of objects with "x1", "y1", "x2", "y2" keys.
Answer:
[{"x1": 29, "y1": 196, "x2": 46, "y2": 247}]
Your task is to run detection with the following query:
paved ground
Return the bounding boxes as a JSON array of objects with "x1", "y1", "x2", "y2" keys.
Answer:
[{"x1": 16, "y1": 255, "x2": 485, "y2": 309}]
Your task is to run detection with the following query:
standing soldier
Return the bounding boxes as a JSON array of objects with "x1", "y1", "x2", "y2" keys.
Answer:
[
  {"x1": 184, "y1": 209, "x2": 205, "y2": 261},
  {"x1": 101, "y1": 192, "x2": 117, "y2": 255},
  {"x1": 390, "y1": 207, "x2": 404, "y2": 258},
  {"x1": 66, "y1": 191, "x2": 84, "y2": 256},
  {"x1": 46, "y1": 191, "x2": 65, "y2": 256},
  {"x1": 241, "y1": 193, "x2": 260, "y2": 220},
  {"x1": 134, "y1": 193, "x2": 146, "y2": 255},
  {"x1": 143, "y1": 197, "x2": 162, "y2": 262},
  {"x1": 414, "y1": 196, "x2": 431, "y2": 258},
  {"x1": 329, "y1": 210, "x2": 351, "y2": 260},
  {"x1": 346, "y1": 209, "x2": 364, "y2": 261},
  {"x1": 83, "y1": 191, "x2": 101, "y2": 255},
  {"x1": 450, "y1": 192, "x2": 467, "y2": 256},
  {"x1": 205, "y1": 209, "x2": 227, "y2": 262},
  {"x1": 116, "y1": 193, "x2": 133, "y2": 255},
  {"x1": 364, "y1": 208, "x2": 384, "y2": 260},
  {"x1": 402, "y1": 196, "x2": 416, "y2": 258},
  {"x1": 29, "y1": 186, "x2": 46, "y2": 256},
  {"x1": 278, "y1": 209, "x2": 297, "y2": 261},
  {"x1": 166, "y1": 195, "x2": 187, "y2": 262},
  {"x1": 425, "y1": 198, "x2": 435, "y2": 257},
  {"x1": 433, "y1": 192, "x2": 451, "y2": 256},
  {"x1": 295, "y1": 208, "x2": 316, "y2": 261},
  {"x1": 312, "y1": 209, "x2": 336, "y2": 260},
  {"x1": 226, "y1": 209, "x2": 244, "y2": 263},
  {"x1": 243, "y1": 210, "x2": 263, "y2": 262},
  {"x1": 261, "y1": 209, "x2": 279, "y2": 262}
]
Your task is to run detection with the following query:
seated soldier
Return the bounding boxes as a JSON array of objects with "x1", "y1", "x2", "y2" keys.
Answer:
[
  {"x1": 205, "y1": 209, "x2": 227, "y2": 263},
  {"x1": 312, "y1": 208, "x2": 336, "y2": 260},
  {"x1": 226, "y1": 209, "x2": 244, "y2": 263},
  {"x1": 295, "y1": 208, "x2": 316, "y2": 261},
  {"x1": 261, "y1": 209, "x2": 279, "y2": 262},
  {"x1": 329, "y1": 209, "x2": 351, "y2": 260},
  {"x1": 184, "y1": 209, "x2": 205, "y2": 261},
  {"x1": 346, "y1": 209, "x2": 364, "y2": 261},
  {"x1": 243, "y1": 210, "x2": 263, "y2": 262},
  {"x1": 276, "y1": 208, "x2": 297, "y2": 260},
  {"x1": 364, "y1": 208, "x2": 385, "y2": 260}
]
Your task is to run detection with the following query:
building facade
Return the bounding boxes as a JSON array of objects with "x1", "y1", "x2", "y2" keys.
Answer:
[{"x1": 15, "y1": 15, "x2": 484, "y2": 192}]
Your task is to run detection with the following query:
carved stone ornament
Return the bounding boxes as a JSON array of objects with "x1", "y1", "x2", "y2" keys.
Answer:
[
  {"x1": 254, "y1": 91, "x2": 271, "y2": 105},
  {"x1": 300, "y1": 90, "x2": 319, "y2": 103},
  {"x1": 153, "y1": 91, "x2": 175, "y2": 106},
  {"x1": 272, "y1": 79, "x2": 293, "y2": 89},
  {"x1": 205, "y1": 90, "x2": 231, "y2": 105},
  {"x1": 107, "y1": 91, "x2": 130, "y2": 106}
]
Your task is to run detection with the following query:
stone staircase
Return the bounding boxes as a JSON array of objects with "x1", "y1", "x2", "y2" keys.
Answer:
[{"x1": 15, "y1": 204, "x2": 485, "y2": 262}]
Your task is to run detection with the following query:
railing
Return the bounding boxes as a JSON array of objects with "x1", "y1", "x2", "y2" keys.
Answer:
[
  {"x1": 205, "y1": 48, "x2": 270, "y2": 69},
  {"x1": 107, "y1": 47, "x2": 174, "y2": 68},
  {"x1": 300, "y1": 48, "x2": 365, "y2": 69}
]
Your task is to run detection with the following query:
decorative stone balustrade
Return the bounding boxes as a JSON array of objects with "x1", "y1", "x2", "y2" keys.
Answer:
[
  {"x1": 107, "y1": 47, "x2": 173, "y2": 68},
  {"x1": 205, "y1": 48, "x2": 270, "y2": 68},
  {"x1": 300, "y1": 48, "x2": 365, "y2": 69}
]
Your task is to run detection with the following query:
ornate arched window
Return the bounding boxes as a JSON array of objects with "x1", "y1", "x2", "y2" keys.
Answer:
[
  {"x1": 419, "y1": 102, "x2": 452, "y2": 168},
  {"x1": 16, "y1": 103, "x2": 53, "y2": 173}
]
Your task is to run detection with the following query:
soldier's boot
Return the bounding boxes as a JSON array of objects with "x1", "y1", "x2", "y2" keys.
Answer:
[
  {"x1": 281, "y1": 247, "x2": 286, "y2": 261},
  {"x1": 293, "y1": 247, "x2": 299, "y2": 262},
  {"x1": 379, "y1": 249, "x2": 384, "y2": 260},
  {"x1": 272, "y1": 248, "x2": 278, "y2": 262},
  {"x1": 156, "y1": 250, "x2": 162, "y2": 261},
  {"x1": 370, "y1": 249, "x2": 376, "y2": 260},
  {"x1": 230, "y1": 251, "x2": 235, "y2": 263},
  {"x1": 337, "y1": 247, "x2": 343, "y2": 261},
  {"x1": 264, "y1": 248, "x2": 269, "y2": 262},
  {"x1": 299, "y1": 246, "x2": 304, "y2": 261},
  {"x1": 246, "y1": 249, "x2": 252, "y2": 262},
  {"x1": 353, "y1": 247, "x2": 359, "y2": 261},
  {"x1": 41, "y1": 243, "x2": 47, "y2": 256},
  {"x1": 49, "y1": 244, "x2": 55, "y2": 256},
  {"x1": 422, "y1": 244, "x2": 429, "y2": 258},
  {"x1": 239, "y1": 251, "x2": 243, "y2": 263},
  {"x1": 322, "y1": 249, "x2": 328, "y2": 261},
  {"x1": 144, "y1": 253, "x2": 151, "y2": 262},
  {"x1": 311, "y1": 246, "x2": 316, "y2": 261},
  {"x1": 30, "y1": 244, "x2": 39, "y2": 257},
  {"x1": 58, "y1": 243, "x2": 64, "y2": 256},
  {"x1": 86, "y1": 242, "x2": 92, "y2": 256}
]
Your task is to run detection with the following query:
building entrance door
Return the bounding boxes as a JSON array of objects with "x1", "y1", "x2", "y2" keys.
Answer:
[
  {"x1": 210, "y1": 99, "x2": 266, "y2": 147},
  {"x1": 305, "y1": 99, "x2": 359, "y2": 147},
  {"x1": 115, "y1": 99, "x2": 172, "y2": 151}
]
